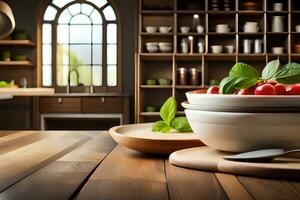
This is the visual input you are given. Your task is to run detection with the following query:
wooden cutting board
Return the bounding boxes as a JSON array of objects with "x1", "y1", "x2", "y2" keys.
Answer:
[{"x1": 169, "y1": 147, "x2": 300, "y2": 180}]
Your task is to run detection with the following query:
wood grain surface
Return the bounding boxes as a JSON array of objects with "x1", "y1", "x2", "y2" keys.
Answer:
[{"x1": 0, "y1": 131, "x2": 299, "y2": 200}]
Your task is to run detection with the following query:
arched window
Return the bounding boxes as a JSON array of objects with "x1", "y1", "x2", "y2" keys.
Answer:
[{"x1": 41, "y1": 0, "x2": 120, "y2": 93}]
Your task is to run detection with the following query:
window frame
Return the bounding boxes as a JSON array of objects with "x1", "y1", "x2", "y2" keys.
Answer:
[{"x1": 37, "y1": 0, "x2": 122, "y2": 93}]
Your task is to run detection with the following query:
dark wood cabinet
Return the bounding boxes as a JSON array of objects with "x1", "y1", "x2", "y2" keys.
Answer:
[
  {"x1": 40, "y1": 97, "x2": 81, "y2": 113},
  {"x1": 82, "y1": 97, "x2": 122, "y2": 113}
]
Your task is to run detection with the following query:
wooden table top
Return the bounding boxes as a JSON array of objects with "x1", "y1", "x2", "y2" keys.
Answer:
[{"x1": 0, "y1": 131, "x2": 299, "y2": 200}]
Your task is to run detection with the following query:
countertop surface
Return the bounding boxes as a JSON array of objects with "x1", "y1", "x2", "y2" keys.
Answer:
[{"x1": 0, "y1": 130, "x2": 299, "y2": 200}]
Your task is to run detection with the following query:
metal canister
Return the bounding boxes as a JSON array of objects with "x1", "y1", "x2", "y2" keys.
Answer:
[
  {"x1": 254, "y1": 39, "x2": 262, "y2": 54},
  {"x1": 177, "y1": 67, "x2": 188, "y2": 85},
  {"x1": 189, "y1": 68, "x2": 201, "y2": 85},
  {"x1": 197, "y1": 38, "x2": 205, "y2": 53},
  {"x1": 181, "y1": 38, "x2": 189, "y2": 54},
  {"x1": 243, "y1": 39, "x2": 252, "y2": 54}
]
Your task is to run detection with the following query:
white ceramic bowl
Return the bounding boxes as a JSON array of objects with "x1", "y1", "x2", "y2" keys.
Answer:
[
  {"x1": 158, "y1": 42, "x2": 172, "y2": 47},
  {"x1": 185, "y1": 109, "x2": 300, "y2": 152},
  {"x1": 180, "y1": 26, "x2": 191, "y2": 34},
  {"x1": 186, "y1": 93, "x2": 300, "y2": 108},
  {"x1": 146, "y1": 45, "x2": 158, "y2": 53},
  {"x1": 196, "y1": 25, "x2": 204, "y2": 33},
  {"x1": 145, "y1": 42, "x2": 158, "y2": 47},
  {"x1": 159, "y1": 46, "x2": 172, "y2": 53},
  {"x1": 145, "y1": 26, "x2": 157, "y2": 33},
  {"x1": 211, "y1": 45, "x2": 223, "y2": 53},
  {"x1": 224, "y1": 45, "x2": 235, "y2": 53},
  {"x1": 272, "y1": 47, "x2": 284, "y2": 54},
  {"x1": 159, "y1": 26, "x2": 172, "y2": 33},
  {"x1": 295, "y1": 25, "x2": 300, "y2": 32}
]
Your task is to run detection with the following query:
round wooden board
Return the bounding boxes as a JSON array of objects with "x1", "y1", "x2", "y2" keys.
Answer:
[
  {"x1": 109, "y1": 123, "x2": 204, "y2": 155},
  {"x1": 169, "y1": 147, "x2": 300, "y2": 180}
]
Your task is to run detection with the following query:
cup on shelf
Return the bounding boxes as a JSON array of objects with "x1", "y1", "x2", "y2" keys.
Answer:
[
  {"x1": 273, "y1": 3, "x2": 283, "y2": 11},
  {"x1": 254, "y1": 39, "x2": 263, "y2": 54},
  {"x1": 145, "y1": 42, "x2": 158, "y2": 53},
  {"x1": 196, "y1": 25, "x2": 204, "y2": 33},
  {"x1": 159, "y1": 26, "x2": 172, "y2": 33},
  {"x1": 145, "y1": 26, "x2": 157, "y2": 33},
  {"x1": 180, "y1": 26, "x2": 191, "y2": 34},
  {"x1": 158, "y1": 42, "x2": 172, "y2": 53},
  {"x1": 272, "y1": 47, "x2": 284, "y2": 54},
  {"x1": 243, "y1": 39, "x2": 252, "y2": 54},
  {"x1": 244, "y1": 22, "x2": 259, "y2": 33},
  {"x1": 271, "y1": 16, "x2": 284, "y2": 32},
  {"x1": 215, "y1": 24, "x2": 230, "y2": 33},
  {"x1": 224, "y1": 45, "x2": 235, "y2": 54},
  {"x1": 211, "y1": 45, "x2": 223, "y2": 54},
  {"x1": 295, "y1": 25, "x2": 300, "y2": 32}
]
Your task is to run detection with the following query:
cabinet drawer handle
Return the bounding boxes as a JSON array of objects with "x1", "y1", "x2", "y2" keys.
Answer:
[
  {"x1": 58, "y1": 98, "x2": 63, "y2": 104},
  {"x1": 101, "y1": 97, "x2": 105, "y2": 103}
]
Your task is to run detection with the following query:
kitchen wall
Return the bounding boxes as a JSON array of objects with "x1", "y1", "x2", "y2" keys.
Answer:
[{"x1": 0, "y1": 0, "x2": 136, "y2": 129}]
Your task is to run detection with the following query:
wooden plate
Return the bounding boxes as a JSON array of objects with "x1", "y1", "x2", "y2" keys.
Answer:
[
  {"x1": 170, "y1": 147, "x2": 300, "y2": 180},
  {"x1": 109, "y1": 123, "x2": 204, "y2": 155}
]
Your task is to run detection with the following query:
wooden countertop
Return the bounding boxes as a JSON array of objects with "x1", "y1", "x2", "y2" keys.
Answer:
[
  {"x1": 0, "y1": 131, "x2": 299, "y2": 199},
  {"x1": 0, "y1": 88, "x2": 55, "y2": 96}
]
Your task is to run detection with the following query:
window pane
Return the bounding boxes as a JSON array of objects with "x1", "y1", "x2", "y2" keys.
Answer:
[
  {"x1": 42, "y1": 24, "x2": 52, "y2": 44},
  {"x1": 43, "y1": 44, "x2": 52, "y2": 64},
  {"x1": 93, "y1": 45, "x2": 102, "y2": 64},
  {"x1": 70, "y1": 25, "x2": 91, "y2": 43},
  {"x1": 57, "y1": 25, "x2": 69, "y2": 44},
  {"x1": 43, "y1": 6, "x2": 57, "y2": 21},
  {"x1": 57, "y1": 44, "x2": 69, "y2": 65},
  {"x1": 58, "y1": 9, "x2": 72, "y2": 24},
  {"x1": 107, "y1": 23, "x2": 117, "y2": 43},
  {"x1": 56, "y1": 65, "x2": 69, "y2": 86},
  {"x1": 68, "y1": 3, "x2": 80, "y2": 15},
  {"x1": 70, "y1": 14, "x2": 91, "y2": 24},
  {"x1": 92, "y1": 65, "x2": 102, "y2": 86},
  {"x1": 70, "y1": 45, "x2": 91, "y2": 64},
  {"x1": 92, "y1": 25, "x2": 102, "y2": 43},
  {"x1": 81, "y1": 4, "x2": 94, "y2": 16},
  {"x1": 43, "y1": 65, "x2": 52, "y2": 86},
  {"x1": 87, "y1": 0, "x2": 107, "y2": 9},
  {"x1": 107, "y1": 65, "x2": 117, "y2": 86},
  {"x1": 103, "y1": 6, "x2": 116, "y2": 21},
  {"x1": 52, "y1": 0, "x2": 73, "y2": 8},
  {"x1": 107, "y1": 44, "x2": 117, "y2": 64},
  {"x1": 78, "y1": 65, "x2": 92, "y2": 86},
  {"x1": 90, "y1": 9, "x2": 102, "y2": 24}
]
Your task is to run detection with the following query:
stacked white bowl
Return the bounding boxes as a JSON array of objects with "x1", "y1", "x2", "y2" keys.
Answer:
[{"x1": 182, "y1": 92, "x2": 300, "y2": 153}]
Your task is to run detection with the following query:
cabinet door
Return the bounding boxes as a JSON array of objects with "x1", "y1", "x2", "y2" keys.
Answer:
[
  {"x1": 82, "y1": 97, "x2": 122, "y2": 113},
  {"x1": 40, "y1": 97, "x2": 81, "y2": 113}
]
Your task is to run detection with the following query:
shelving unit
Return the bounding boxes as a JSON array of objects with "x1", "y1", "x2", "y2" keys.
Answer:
[{"x1": 135, "y1": 0, "x2": 298, "y2": 123}]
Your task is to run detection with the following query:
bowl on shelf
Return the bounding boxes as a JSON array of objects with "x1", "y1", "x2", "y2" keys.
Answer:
[
  {"x1": 145, "y1": 26, "x2": 157, "y2": 33},
  {"x1": 211, "y1": 45, "x2": 223, "y2": 54},
  {"x1": 158, "y1": 42, "x2": 172, "y2": 53},
  {"x1": 145, "y1": 42, "x2": 159, "y2": 53},
  {"x1": 196, "y1": 25, "x2": 204, "y2": 34},
  {"x1": 184, "y1": 109, "x2": 300, "y2": 152},
  {"x1": 180, "y1": 26, "x2": 191, "y2": 34},
  {"x1": 12, "y1": 31, "x2": 28, "y2": 40},
  {"x1": 272, "y1": 47, "x2": 284, "y2": 54},
  {"x1": 158, "y1": 78, "x2": 172, "y2": 85},
  {"x1": 224, "y1": 45, "x2": 235, "y2": 54},
  {"x1": 295, "y1": 25, "x2": 300, "y2": 33},
  {"x1": 240, "y1": 1, "x2": 259, "y2": 10},
  {"x1": 13, "y1": 55, "x2": 27, "y2": 61},
  {"x1": 145, "y1": 105, "x2": 156, "y2": 112},
  {"x1": 145, "y1": 79, "x2": 157, "y2": 85},
  {"x1": 159, "y1": 26, "x2": 172, "y2": 33}
]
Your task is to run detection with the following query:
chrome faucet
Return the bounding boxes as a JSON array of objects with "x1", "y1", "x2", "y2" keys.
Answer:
[{"x1": 66, "y1": 69, "x2": 79, "y2": 94}]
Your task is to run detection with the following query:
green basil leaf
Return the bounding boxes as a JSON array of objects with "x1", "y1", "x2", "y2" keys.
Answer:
[
  {"x1": 170, "y1": 117, "x2": 192, "y2": 132},
  {"x1": 262, "y1": 59, "x2": 280, "y2": 80},
  {"x1": 219, "y1": 76, "x2": 237, "y2": 94},
  {"x1": 152, "y1": 120, "x2": 168, "y2": 132},
  {"x1": 229, "y1": 62, "x2": 259, "y2": 79},
  {"x1": 160, "y1": 97, "x2": 177, "y2": 125},
  {"x1": 234, "y1": 77, "x2": 258, "y2": 89},
  {"x1": 161, "y1": 126, "x2": 171, "y2": 133},
  {"x1": 275, "y1": 62, "x2": 300, "y2": 84}
]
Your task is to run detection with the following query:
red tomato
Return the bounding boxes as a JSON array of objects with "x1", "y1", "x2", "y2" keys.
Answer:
[
  {"x1": 237, "y1": 87, "x2": 255, "y2": 95},
  {"x1": 266, "y1": 80, "x2": 278, "y2": 86},
  {"x1": 207, "y1": 86, "x2": 219, "y2": 94},
  {"x1": 274, "y1": 83, "x2": 286, "y2": 95},
  {"x1": 286, "y1": 84, "x2": 300, "y2": 95},
  {"x1": 254, "y1": 84, "x2": 276, "y2": 95}
]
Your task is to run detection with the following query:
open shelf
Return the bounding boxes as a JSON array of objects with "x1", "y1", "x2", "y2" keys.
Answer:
[
  {"x1": 0, "y1": 40, "x2": 35, "y2": 46},
  {"x1": 0, "y1": 61, "x2": 34, "y2": 67},
  {"x1": 140, "y1": 85, "x2": 172, "y2": 89}
]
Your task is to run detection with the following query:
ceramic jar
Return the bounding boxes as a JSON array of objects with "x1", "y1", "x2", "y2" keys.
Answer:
[{"x1": 272, "y1": 16, "x2": 284, "y2": 32}]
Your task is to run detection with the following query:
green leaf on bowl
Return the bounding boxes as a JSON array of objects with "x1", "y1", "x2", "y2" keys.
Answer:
[
  {"x1": 274, "y1": 62, "x2": 300, "y2": 84},
  {"x1": 262, "y1": 59, "x2": 280, "y2": 80},
  {"x1": 160, "y1": 97, "x2": 177, "y2": 125},
  {"x1": 170, "y1": 117, "x2": 192, "y2": 132},
  {"x1": 152, "y1": 120, "x2": 169, "y2": 132},
  {"x1": 229, "y1": 62, "x2": 259, "y2": 79}
]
